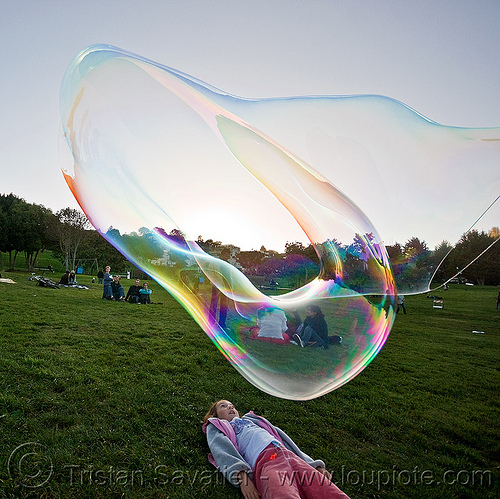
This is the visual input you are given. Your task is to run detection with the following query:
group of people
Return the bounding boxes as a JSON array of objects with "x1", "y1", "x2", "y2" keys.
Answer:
[
  {"x1": 59, "y1": 270, "x2": 77, "y2": 286},
  {"x1": 101, "y1": 266, "x2": 152, "y2": 304},
  {"x1": 247, "y1": 305, "x2": 341, "y2": 350},
  {"x1": 125, "y1": 278, "x2": 152, "y2": 304}
]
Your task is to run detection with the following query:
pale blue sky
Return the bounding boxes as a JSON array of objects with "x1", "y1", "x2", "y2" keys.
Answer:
[{"x1": 1, "y1": 0, "x2": 499, "y2": 249}]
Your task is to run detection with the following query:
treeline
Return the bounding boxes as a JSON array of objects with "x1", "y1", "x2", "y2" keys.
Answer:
[
  {"x1": 0, "y1": 194, "x2": 127, "y2": 272},
  {"x1": 386, "y1": 232, "x2": 500, "y2": 286},
  {"x1": 198, "y1": 233, "x2": 500, "y2": 287},
  {"x1": 1, "y1": 193, "x2": 498, "y2": 286}
]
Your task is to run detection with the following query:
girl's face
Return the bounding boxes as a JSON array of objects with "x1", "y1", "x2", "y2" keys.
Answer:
[
  {"x1": 216, "y1": 400, "x2": 239, "y2": 421},
  {"x1": 306, "y1": 307, "x2": 316, "y2": 317}
]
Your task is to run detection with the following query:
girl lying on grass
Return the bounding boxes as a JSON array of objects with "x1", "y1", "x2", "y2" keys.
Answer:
[{"x1": 202, "y1": 400, "x2": 350, "y2": 499}]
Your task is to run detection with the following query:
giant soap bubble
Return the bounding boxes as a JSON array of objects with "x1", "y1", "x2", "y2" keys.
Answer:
[{"x1": 60, "y1": 45, "x2": 499, "y2": 400}]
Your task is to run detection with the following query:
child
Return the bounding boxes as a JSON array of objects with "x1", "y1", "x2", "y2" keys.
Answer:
[
  {"x1": 139, "y1": 281, "x2": 152, "y2": 304},
  {"x1": 102, "y1": 266, "x2": 113, "y2": 299},
  {"x1": 202, "y1": 400, "x2": 350, "y2": 499}
]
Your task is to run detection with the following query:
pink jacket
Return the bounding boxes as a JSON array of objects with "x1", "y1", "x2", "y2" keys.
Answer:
[
  {"x1": 202, "y1": 411, "x2": 325, "y2": 487},
  {"x1": 202, "y1": 411, "x2": 284, "y2": 467}
]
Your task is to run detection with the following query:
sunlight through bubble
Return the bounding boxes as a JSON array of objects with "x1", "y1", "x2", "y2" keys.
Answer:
[{"x1": 60, "y1": 45, "x2": 499, "y2": 400}]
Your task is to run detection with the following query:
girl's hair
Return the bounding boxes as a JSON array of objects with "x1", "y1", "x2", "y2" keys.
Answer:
[
  {"x1": 202, "y1": 400, "x2": 223, "y2": 424},
  {"x1": 307, "y1": 305, "x2": 324, "y2": 318}
]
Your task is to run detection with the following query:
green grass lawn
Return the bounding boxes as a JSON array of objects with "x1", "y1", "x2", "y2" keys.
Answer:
[{"x1": 0, "y1": 272, "x2": 498, "y2": 498}]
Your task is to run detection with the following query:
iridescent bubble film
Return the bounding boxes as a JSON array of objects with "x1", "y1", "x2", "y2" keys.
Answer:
[{"x1": 60, "y1": 45, "x2": 499, "y2": 400}]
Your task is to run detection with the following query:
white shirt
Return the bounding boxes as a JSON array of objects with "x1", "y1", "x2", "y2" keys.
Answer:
[{"x1": 257, "y1": 309, "x2": 288, "y2": 339}]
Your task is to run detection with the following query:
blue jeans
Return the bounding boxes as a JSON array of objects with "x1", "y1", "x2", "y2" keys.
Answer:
[
  {"x1": 112, "y1": 286, "x2": 125, "y2": 301},
  {"x1": 103, "y1": 285, "x2": 112, "y2": 299},
  {"x1": 297, "y1": 324, "x2": 325, "y2": 347}
]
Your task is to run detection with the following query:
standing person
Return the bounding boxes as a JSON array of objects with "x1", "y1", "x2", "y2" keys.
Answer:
[
  {"x1": 97, "y1": 269, "x2": 104, "y2": 284},
  {"x1": 139, "y1": 282, "x2": 152, "y2": 304},
  {"x1": 202, "y1": 400, "x2": 350, "y2": 499},
  {"x1": 292, "y1": 305, "x2": 329, "y2": 349},
  {"x1": 209, "y1": 248, "x2": 231, "y2": 329},
  {"x1": 396, "y1": 295, "x2": 407, "y2": 314},
  {"x1": 497, "y1": 292, "x2": 500, "y2": 311},
  {"x1": 126, "y1": 279, "x2": 142, "y2": 303},
  {"x1": 102, "y1": 266, "x2": 113, "y2": 299},
  {"x1": 210, "y1": 286, "x2": 228, "y2": 328}
]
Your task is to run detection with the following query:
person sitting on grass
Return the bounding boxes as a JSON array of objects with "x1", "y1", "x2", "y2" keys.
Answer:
[
  {"x1": 110, "y1": 275, "x2": 125, "y2": 302},
  {"x1": 59, "y1": 270, "x2": 70, "y2": 285},
  {"x1": 291, "y1": 305, "x2": 329, "y2": 349},
  {"x1": 139, "y1": 282, "x2": 152, "y2": 304},
  {"x1": 248, "y1": 306, "x2": 290, "y2": 344},
  {"x1": 202, "y1": 400, "x2": 350, "y2": 499},
  {"x1": 126, "y1": 279, "x2": 142, "y2": 303}
]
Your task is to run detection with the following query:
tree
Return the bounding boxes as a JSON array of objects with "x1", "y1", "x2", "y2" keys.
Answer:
[
  {"x1": 21, "y1": 203, "x2": 55, "y2": 271},
  {"x1": 196, "y1": 236, "x2": 222, "y2": 255},
  {"x1": 0, "y1": 205, "x2": 6, "y2": 271},
  {"x1": 78, "y1": 229, "x2": 128, "y2": 270},
  {"x1": 55, "y1": 208, "x2": 91, "y2": 270},
  {"x1": 237, "y1": 250, "x2": 266, "y2": 274},
  {"x1": 403, "y1": 237, "x2": 429, "y2": 258},
  {"x1": 450, "y1": 230, "x2": 500, "y2": 285},
  {"x1": 386, "y1": 243, "x2": 404, "y2": 265},
  {"x1": 282, "y1": 253, "x2": 319, "y2": 287},
  {"x1": 0, "y1": 194, "x2": 22, "y2": 270},
  {"x1": 489, "y1": 226, "x2": 500, "y2": 239},
  {"x1": 430, "y1": 240, "x2": 454, "y2": 284},
  {"x1": 0, "y1": 194, "x2": 55, "y2": 271},
  {"x1": 284, "y1": 241, "x2": 319, "y2": 264}
]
